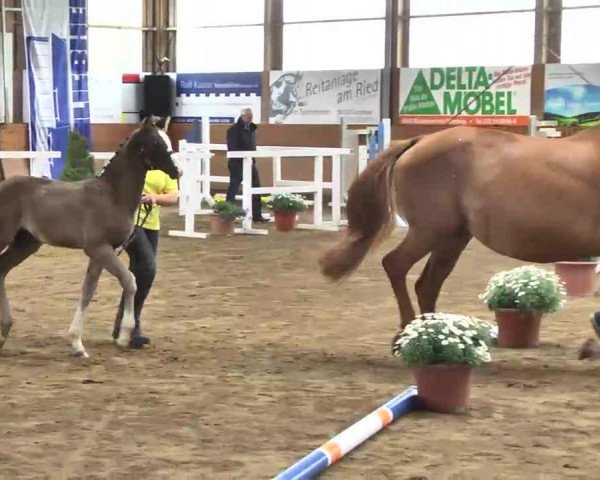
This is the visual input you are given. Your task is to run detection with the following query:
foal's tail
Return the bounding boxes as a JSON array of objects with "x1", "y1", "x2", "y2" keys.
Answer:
[{"x1": 319, "y1": 137, "x2": 419, "y2": 281}]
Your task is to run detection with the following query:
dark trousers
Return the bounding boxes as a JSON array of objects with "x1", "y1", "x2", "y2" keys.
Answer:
[
  {"x1": 113, "y1": 227, "x2": 159, "y2": 338},
  {"x1": 226, "y1": 158, "x2": 262, "y2": 219}
]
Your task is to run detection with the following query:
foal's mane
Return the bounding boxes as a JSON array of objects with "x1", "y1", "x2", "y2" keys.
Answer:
[{"x1": 98, "y1": 126, "x2": 142, "y2": 178}]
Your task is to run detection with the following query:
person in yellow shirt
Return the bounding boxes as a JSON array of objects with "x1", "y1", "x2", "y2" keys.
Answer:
[{"x1": 112, "y1": 119, "x2": 179, "y2": 348}]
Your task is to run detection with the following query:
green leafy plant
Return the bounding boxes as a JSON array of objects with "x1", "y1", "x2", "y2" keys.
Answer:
[
  {"x1": 212, "y1": 200, "x2": 245, "y2": 221},
  {"x1": 392, "y1": 313, "x2": 493, "y2": 367},
  {"x1": 61, "y1": 131, "x2": 95, "y2": 182},
  {"x1": 479, "y1": 265, "x2": 566, "y2": 314},
  {"x1": 268, "y1": 193, "x2": 307, "y2": 212}
]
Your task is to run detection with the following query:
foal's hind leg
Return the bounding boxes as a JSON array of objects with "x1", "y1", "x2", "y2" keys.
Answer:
[
  {"x1": 69, "y1": 260, "x2": 103, "y2": 357},
  {"x1": 414, "y1": 233, "x2": 472, "y2": 314},
  {"x1": 0, "y1": 230, "x2": 42, "y2": 347},
  {"x1": 382, "y1": 228, "x2": 436, "y2": 330}
]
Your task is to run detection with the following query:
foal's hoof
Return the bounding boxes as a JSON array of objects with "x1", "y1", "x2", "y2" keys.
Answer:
[
  {"x1": 72, "y1": 349, "x2": 89, "y2": 359},
  {"x1": 128, "y1": 336, "x2": 147, "y2": 349},
  {"x1": 578, "y1": 338, "x2": 600, "y2": 360},
  {"x1": 114, "y1": 337, "x2": 130, "y2": 349}
]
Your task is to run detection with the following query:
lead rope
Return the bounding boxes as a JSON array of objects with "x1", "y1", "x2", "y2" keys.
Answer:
[{"x1": 116, "y1": 202, "x2": 152, "y2": 256}]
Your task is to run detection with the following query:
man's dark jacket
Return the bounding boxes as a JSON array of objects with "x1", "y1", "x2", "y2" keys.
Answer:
[{"x1": 226, "y1": 117, "x2": 257, "y2": 163}]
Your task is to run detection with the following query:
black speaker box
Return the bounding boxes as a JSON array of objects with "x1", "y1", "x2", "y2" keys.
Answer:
[{"x1": 143, "y1": 74, "x2": 172, "y2": 117}]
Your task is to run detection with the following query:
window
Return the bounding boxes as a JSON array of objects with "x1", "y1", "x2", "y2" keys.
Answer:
[
  {"x1": 409, "y1": 0, "x2": 535, "y2": 16},
  {"x1": 562, "y1": 0, "x2": 600, "y2": 7},
  {"x1": 87, "y1": 0, "x2": 143, "y2": 73},
  {"x1": 177, "y1": 26, "x2": 264, "y2": 72},
  {"x1": 177, "y1": 0, "x2": 264, "y2": 27},
  {"x1": 176, "y1": 0, "x2": 264, "y2": 72},
  {"x1": 282, "y1": 0, "x2": 385, "y2": 70},
  {"x1": 283, "y1": 20, "x2": 385, "y2": 70},
  {"x1": 284, "y1": 0, "x2": 385, "y2": 22},
  {"x1": 409, "y1": 12, "x2": 535, "y2": 67},
  {"x1": 88, "y1": 0, "x2": 143, "y2": 27},
  {"x1": 561, "y1": 4, "x2": 600, "y2": 63}
]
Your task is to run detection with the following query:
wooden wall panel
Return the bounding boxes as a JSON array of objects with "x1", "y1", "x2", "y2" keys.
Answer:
[{"x1": 0, "y1": 123, "x2": 29, "y2": 178}]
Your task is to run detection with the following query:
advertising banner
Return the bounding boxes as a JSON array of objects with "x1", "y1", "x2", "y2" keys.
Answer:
[
  {"x1": 545, "y1": 63, "x2": 600, "y2": 127},
  {"x1": 399, "y1": 65, "x2": 532, "y2": 126},
  {"x1": 269, "y1": 69, "x2": 381, "y2": 124},
  {"x1": 173, "y1": 72, "x2": 262, "y2": 124}
]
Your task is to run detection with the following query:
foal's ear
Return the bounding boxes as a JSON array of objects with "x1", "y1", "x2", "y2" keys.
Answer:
[{"x1": 141, "y1": 116, "x2": 154, "y2": 128}]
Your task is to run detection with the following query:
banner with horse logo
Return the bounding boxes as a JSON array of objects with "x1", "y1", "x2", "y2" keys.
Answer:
[
  {"x1": 399, "y1": 65, "x2": 532, "y2": 126},
  {"x1": 269, "y1": 69, "x2": 381, "y2": 124},
  {"x1": 22, "y1": 0, "x2": 91, "y2": 179},
  {"x1": 544, "y1": 63, "x2": 600, "y2": 127}
]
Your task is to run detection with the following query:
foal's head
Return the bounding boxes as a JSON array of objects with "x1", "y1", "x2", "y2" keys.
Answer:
[{"x1": 127, "y1": 117, "x2": 179, "y2": 179}]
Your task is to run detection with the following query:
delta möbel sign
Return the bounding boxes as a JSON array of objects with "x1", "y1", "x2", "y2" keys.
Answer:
[{"x1": 399, "y1": 65, "x2": 532, "y2": 126}]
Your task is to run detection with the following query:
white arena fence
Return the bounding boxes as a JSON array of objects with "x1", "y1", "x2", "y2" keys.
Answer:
[{"x1": 167, "y1": 140, "x2": 351, "y2": 238}]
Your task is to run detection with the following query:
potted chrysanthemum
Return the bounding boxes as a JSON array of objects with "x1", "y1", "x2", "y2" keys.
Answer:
[
  {"x1": 392, "y1": 313, "x2": 493, "y2": 414},
  {"x1": 479, "y1": 265, "x2": 566, "y2": 348},
  {"x1": 554, "y1": 256, "x2": 599, "y2": 296},
  {"x1": 268, "y1": 193, "x2": 307, "y2": 232},
  {"x1": 210, "y1": 200, "x2": 245, "y2": 235}
]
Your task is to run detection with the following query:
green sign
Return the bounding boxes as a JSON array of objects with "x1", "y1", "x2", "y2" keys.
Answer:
[{"x1": 399, "y1": 66, "x2": 531, "y2": 119}]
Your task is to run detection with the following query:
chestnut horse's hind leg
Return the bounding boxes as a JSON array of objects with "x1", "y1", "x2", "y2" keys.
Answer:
[
  {"x1": 69, "y1": 260, "x2": 103, "y2": 357},
  {"x1": 414, "y1": 232, "x2": 472, "y2": 315},
  {"x1": 382, "y1": 228, "x2": 436, "y2": 330},
  {"x1": 0, "y1": 230, "x2": 42, "y2": 348}
]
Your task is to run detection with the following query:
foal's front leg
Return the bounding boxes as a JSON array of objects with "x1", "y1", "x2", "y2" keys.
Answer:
[
  {"x1": 88, "y1": 245, "x2": 137, "y2": 348},
  {"x1": 69, "y1": 260, "x2": 103, "y2": 357}
]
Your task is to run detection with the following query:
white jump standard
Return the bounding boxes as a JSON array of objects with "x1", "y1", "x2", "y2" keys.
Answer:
[{"x1": 226, "y1": 147, "x2": 351, "y2": 235}]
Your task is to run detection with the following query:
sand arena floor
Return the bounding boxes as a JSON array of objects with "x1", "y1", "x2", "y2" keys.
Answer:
[{"x1": 0, "y1": 207, "x2": 599, "y2": 479}]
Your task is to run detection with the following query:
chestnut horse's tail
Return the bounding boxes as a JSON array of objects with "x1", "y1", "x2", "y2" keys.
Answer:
[{"x1": 319, "y1": 137, "x2": 419, "y2": 281}]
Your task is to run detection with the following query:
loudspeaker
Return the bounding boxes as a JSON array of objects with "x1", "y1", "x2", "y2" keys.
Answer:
[{"x1": 143, "y1": 74, "x2": 172, "y2": 118}]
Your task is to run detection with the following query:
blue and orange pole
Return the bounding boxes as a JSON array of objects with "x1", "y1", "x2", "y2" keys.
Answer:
[{"x1": 273, "y1": 386, "x2": 418, "y2": 480}]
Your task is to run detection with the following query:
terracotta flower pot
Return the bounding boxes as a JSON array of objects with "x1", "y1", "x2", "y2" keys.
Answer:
[
  {"x1": 413, "y1": 363, "x2": 472, "y2": 414},
  {"x1": 554, "y1": 261, "x2": 597, "y2": 297},
  {"x1": 494, "y1": 308, "x2": 542, "y2": 348},
  {"x1": 209, "y1": 214, "x2": 235, "y2": 235},
  {"x1": 273, "y1": 210, "x2": 297, "y2": 232}
]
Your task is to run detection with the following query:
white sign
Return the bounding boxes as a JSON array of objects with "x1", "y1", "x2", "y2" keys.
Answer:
[
  {"x1": 89, "y1": 72, "x2": 122, "y2": 123},
  {"x1": 269, "y1": 69, "x2": 381, "y2": 124}
]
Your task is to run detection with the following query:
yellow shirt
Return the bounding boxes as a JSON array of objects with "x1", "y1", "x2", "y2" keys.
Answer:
[{"x1": 136, "y1": 170, "x2": 179, "y2": 230}]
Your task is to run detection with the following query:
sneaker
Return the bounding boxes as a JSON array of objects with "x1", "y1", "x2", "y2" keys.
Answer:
[{"x1": 129, "y1": 336, "x2": 149, "y2": 349}]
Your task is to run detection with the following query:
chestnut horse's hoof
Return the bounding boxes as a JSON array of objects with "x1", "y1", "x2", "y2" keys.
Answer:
[{"x1": 391, "y1": 329, "x2": 404, "y2": 355}]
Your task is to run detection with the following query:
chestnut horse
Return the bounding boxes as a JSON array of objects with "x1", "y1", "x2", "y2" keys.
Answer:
[
  {"x1": 320, "y1": 125, "x2": 600, "y2": 343},
  {"x1": 0, "y1": 117, "x2": 178, "y2": 357}
]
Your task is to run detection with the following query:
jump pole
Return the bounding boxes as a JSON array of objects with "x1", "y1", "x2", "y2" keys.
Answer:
[{"x1": 273, "y1": 386, "x2": 418, "y2": 480}]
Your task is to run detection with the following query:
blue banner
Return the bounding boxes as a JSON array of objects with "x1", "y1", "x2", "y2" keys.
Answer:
[
  {"x1": 69, "y1": 0, "x2": 91, "y2": 141},
  {"x1": 173, "y1": 72, "x2": 262, "y2": 124},
  {"x1": 23, "y1": 0, "x2": 90, "y2": 179},
  {"x1": 175, "y1": 72, "x2": 262, "y2": 96}
]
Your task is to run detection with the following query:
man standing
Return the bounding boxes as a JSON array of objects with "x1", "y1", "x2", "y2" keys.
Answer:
[{"x1": 226, "y1": 108, "x2": 267, "y2": 222}]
